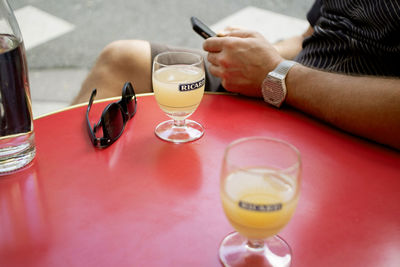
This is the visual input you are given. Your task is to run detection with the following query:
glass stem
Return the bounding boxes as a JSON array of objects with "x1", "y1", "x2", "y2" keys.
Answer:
[
  {"x1": 174, "y1": 118, "x2": 185, "y2": 127},
  {"x1": 247, "y1": 239, "x2": 265, "y2": 250}
]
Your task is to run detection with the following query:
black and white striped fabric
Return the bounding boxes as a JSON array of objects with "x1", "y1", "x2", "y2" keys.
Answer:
[{"x1": 295, "y1": 0, "x2": 400, "y2": 77}]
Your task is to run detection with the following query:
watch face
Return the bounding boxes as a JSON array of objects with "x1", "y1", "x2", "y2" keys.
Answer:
[
  {"x1": 263, "y1": 77, "x2": 284, "y2": 104},
  {"x1": 262, "y1": 60, "x2": 295, "y2": 108}
]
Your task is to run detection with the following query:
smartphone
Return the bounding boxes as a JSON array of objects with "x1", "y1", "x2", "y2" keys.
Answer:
[{"x1": 191, "y1": 16, "x2": 216, "y2": 39}]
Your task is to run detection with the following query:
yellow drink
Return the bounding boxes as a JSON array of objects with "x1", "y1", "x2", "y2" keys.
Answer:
[
  {"x1": 153, "y1": 65, "x2": 205, "y2": 118},
  {"x1": 221, "y1": 168, "x2": 299, "y2": 240}
]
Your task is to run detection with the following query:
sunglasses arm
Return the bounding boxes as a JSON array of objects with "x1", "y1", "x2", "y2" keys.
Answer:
[{"x1": 86, "y1": 89, "x2": 106, "y2": 147}]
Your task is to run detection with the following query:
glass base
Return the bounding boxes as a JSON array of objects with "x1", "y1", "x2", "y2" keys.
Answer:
[
  {"x1": 0, "y1": 132, "x2": 36, "y2": 174},
  {"x1": 219, "y1": 232, "x2": 292, "y2": 267},
  {"x1": 155, "y1": 119, "x2": 204, "y2": 143}
]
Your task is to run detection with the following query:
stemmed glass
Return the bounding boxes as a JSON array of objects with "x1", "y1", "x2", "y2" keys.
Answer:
[
  {"x1": 219, "y1": 137, "x2": 301, "y2": 267},
  {"x1": 152, "y1": 51, "x2": 205, "y2": 143}
]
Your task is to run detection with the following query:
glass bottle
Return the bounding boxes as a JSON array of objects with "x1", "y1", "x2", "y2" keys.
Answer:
[{"x1": 0, "y1": 0, "x2": 35, "y2": 174}]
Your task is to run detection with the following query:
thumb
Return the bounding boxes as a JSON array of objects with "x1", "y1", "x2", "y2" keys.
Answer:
[
  {"x1": 221, "y1": 27, "x2": 258, "y2": 38},
  {"x1": 217, "y1": 26, "x2": 242, "y2": 36}
]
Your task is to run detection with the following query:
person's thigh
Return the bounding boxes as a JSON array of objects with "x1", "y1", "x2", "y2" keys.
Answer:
[{"x1": 150, "y1": 43, "x2": 224, "y2": 92}]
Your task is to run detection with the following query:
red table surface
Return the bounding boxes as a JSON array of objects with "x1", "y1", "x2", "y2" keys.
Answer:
[{"x1": 0, "y1": 93, "x2": 399, "y2": 267}]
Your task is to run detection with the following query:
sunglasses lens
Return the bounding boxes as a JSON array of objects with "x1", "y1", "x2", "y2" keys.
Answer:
[
  {"x1": 103, "y1": 104, "x2": 124, "y2": 140},
  {"x1": 127, "y1": 97, "x2": 136, "y2": 117},
  {"x1": 122, "y1": 83, "x2": 136, "y2": 117}
]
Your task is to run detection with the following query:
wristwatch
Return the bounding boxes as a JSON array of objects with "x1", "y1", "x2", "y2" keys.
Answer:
[{"x1": 261, "y1": 60, "x2": 298, "y2": 108}]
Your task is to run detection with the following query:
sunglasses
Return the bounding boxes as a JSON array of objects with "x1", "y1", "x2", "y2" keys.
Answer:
[{"x1": 86, "y1": 82, "x2": 137, "y2": 148}]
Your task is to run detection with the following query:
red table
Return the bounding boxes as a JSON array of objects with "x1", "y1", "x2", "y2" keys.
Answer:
[{"x1": 1, "y1": 93, "x2": 399, "y2": 267}]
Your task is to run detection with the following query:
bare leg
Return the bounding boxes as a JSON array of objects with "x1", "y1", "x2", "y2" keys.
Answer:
[{"x1": 71, "y1": 40, "x2": 152, "y2": 105}]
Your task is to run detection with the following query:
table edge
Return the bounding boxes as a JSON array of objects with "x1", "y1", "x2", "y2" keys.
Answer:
[{"x1": 33, "y1": 92, "x2": 237, "y2": 120}]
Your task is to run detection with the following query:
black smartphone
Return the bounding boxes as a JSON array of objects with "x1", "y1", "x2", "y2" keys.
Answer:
[{"x1": 191, "y1": 16, "x2": 216, "y2": 39}]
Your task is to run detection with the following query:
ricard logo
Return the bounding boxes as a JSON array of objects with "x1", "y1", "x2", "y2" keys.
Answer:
[
  {"x1": 238, "y1": 201, "x2": 282, "y2": 212},
  {"x1": 179, "y1": 78, "x2": 205, "y2": 92}
]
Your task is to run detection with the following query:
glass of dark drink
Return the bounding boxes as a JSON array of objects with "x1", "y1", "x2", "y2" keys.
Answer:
[{"x1": 0, "y1": 0, "x2": 35, "y2": 174}]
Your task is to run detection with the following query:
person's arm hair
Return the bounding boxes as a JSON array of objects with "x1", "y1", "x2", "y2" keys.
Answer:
[
  {"x1": 286, "y1": 65, "x2": 400, "y2": 149},
  {"x1": 273, "y1": 26, "x2": 314, "y2": 60}
]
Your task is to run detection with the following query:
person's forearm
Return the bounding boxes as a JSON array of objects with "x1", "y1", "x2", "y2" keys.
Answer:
[{"x1": 285, "y1": 65, "x2": 400, "y2": 149}]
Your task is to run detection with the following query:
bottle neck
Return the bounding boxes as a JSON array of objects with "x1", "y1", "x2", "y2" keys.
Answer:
[{"x1": 0, "y1": 0, "x2": 23, "y2": 42}]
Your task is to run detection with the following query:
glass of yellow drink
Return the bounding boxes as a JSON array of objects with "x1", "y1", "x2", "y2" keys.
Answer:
[
  {"x1": 219, "y1": 137, "x2": 301, "y2": 267},
  {"x1": 152, "y1": 51, "x2": 205, "y2": 143}
]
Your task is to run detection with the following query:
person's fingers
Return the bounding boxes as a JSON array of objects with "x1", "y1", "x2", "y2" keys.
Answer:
[
  {"x1": 221, "y1": 78, "x2": 248, "y2": 93},
  {"x1": 203, "y1": 36, "x2": 224, "y2": 52},
  {"x1": 204, "y1": 30, "x2": 261, "y2": 52},
  {"x1": 207, "y1": 64, "x2": 223, "y2": 78},
  {"x1": 208, "y1": 64, "x2": 248, "y2": 85},
  {"x1": 224, "y1": 29, "x2": 258, "y2": 38},
  {"x1": 206, "y1": 52, "x2": 220, "y2": 66},
  {"x1": 216, "y1": 26, "x2": 243, "y2": 36},
  {"x1": 224, "y1": 26, "x2": 243, "y2": 31},
  {"x1": 207, "y1": 52, "x2": 235, "y2": 69}
]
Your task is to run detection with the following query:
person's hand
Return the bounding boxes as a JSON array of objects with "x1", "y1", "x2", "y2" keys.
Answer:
[{"x1": 203, "y1": 28, "x2": 283, "y2": 97}]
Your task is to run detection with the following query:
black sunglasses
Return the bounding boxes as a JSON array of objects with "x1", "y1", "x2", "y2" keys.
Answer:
[{"x1": 86, "y1": 82, "x2": 137, "y2": 148}]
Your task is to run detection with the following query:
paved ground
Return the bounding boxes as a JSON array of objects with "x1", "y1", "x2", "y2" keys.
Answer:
[{"x1": 10, "y1": 0, "x2": 314, "y2": 117}]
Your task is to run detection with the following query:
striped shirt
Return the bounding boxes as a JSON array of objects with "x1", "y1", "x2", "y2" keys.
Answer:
[{"x1": 295, "y1": 0, "x2": 400, "y2": 77}]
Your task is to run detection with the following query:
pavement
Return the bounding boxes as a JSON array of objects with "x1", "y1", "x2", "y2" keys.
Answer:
[{"x1": 10, "y1": 0, "x2": 313, "y2": 117}]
